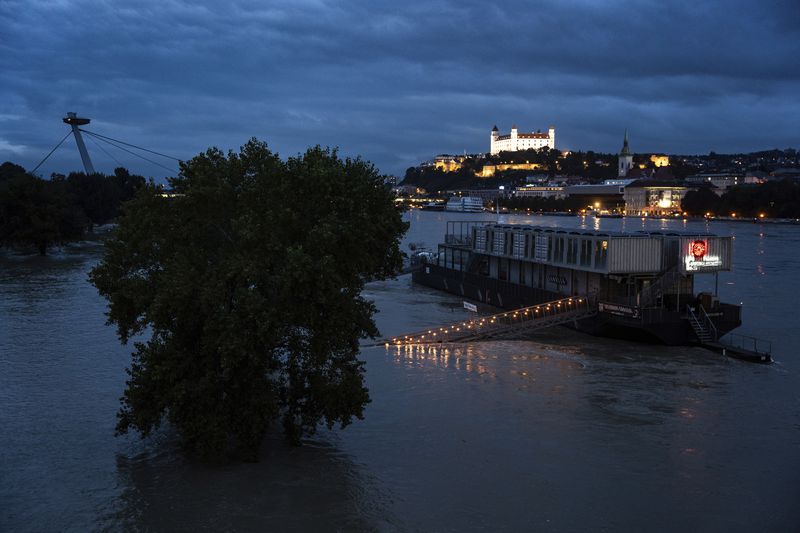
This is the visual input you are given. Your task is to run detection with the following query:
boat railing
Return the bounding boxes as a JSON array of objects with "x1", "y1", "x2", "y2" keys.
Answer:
[
  {"x1": 445, "y1": 221, "x2": 481, "y2": 246},
  {"x1": 444, "y1": 234, "x2": 473, "y2": 246},
  {"x1": 720, "y1": 333, "x2": 772, "y2": 357},
  {"x1": 386, "y1": 296, "x2": 594, "y2": 345},
  {"x1": 698, "y1": 304, "x2": 718, "y2": 341}
]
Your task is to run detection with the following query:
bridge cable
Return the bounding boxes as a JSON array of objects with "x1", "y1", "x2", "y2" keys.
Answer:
[
  {"x1": 84, "y1": 131, "x2": 124, "y2": 167},
  {"x1": 30, "y1": 130, "x2": 73, "y2": 175},
  {"x1": 78, "y1": 128, "x2": 182, "y2": 162},
  {"x1": 80, "y1": 130, "x2": 179, "y2": 174}
]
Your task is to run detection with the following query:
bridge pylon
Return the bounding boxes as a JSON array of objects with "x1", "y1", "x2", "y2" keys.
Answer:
[{"x1": 62, "y1": 112, "x2": 95, "y2": 174}]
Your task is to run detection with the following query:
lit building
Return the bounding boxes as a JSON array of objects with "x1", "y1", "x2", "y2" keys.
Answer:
[
  {"x1": 624, "y1": 180, "x2": 693, "y2": 216},
  {"x1": 618, "y1": 129, "x2": 634, "y2": 177},
  {"x1": 434, "y1": 155, "x2": 465, "y2": 172},
  {"x1": 491, "y1": 124, "x2": 555, "y2": 155},
  {"x1": 685, "y1": 173, "x2": 763, "y2": 195},
  {"x1": 479, "y1": 162, "x2": 542, "y2": 178},
  {"x1": 650, "y1": 154, "x2": 670, "y2": 167},
  {"x1": 513, "y1": 185, "x2": 566, "y2": 199}
]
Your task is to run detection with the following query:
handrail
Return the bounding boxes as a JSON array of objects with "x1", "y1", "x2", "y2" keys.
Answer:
[
  {"x1": 387, "y1": 296, "x2": 592, "y2": 346},
  {"x1": 687, "y1": 305, "x2": 711, "y2": 342},
  {"x1": 722, "y1": 333, "x2": 773, "y2": 356},
  {"x1": 698, "y1": 304, "x2": 718, "y2": 341}
]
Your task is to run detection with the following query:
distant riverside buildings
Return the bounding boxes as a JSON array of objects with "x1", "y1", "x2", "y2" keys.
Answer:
[
  {"x1": 491, "y1": 124, "x2": 555, "y2": 155},
  {"x1": 686, "y1": 173, "x2": 763, "y2": 194},
  {"x1": 402, "y1": 124, "x2": 797, "y2": 217},
  {"x1": 623, "y1": 181, "x2": 692, "y2": 216},
  {"x1": 513, "y1": 185, "x2": 566, "y2": 199}
]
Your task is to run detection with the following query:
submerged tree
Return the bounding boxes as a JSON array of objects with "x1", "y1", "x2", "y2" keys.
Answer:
[
  {"x1": 0, "y1": 166, "x2": 86, "y2": 254},
  {"x1": 89, "y1": 139, "x2": 407, "y2": 460}
]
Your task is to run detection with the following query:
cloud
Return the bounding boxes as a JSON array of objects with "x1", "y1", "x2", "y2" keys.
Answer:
[
  {"x1": 0, "y1": 0, "x2": 798, "y2": 178},
  {"x1": 0, "y1": 139, "x2": 28, "y2": 155}
]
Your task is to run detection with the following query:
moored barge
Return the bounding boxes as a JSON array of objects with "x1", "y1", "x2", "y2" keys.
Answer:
[{"x1": 412, "y1": 221, "x2": 742, "y2": 345}]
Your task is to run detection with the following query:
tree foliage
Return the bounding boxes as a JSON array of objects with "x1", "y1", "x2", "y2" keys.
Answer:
[
  {"x1": 0, "y1": 162, "x2": 146, "y2": 254},
  {"x1": 682, "y1": 180, "x2": 800, "y2": 217},
  {"x1": 89, "y1": 140, "x2": 408, "y2": 460},
  {"x1": 0, "y1": 163, "x2": 86, "y2": 254},
  {"x1": 680, "y1": 187, "x2": 720, "y2": 216}
]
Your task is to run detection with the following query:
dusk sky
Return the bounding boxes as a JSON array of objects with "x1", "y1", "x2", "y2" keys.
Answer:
[{"x1": 2, "y1": 0, "x2": 798, "y2": 179}]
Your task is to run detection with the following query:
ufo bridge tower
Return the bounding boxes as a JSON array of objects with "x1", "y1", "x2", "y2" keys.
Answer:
[{"x1": 62, "y1": 111, "x2": 95, "y2": 174}]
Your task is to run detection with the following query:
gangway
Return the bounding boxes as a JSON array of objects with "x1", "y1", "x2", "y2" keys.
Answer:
[
  {"x1": 385, "y1": 297, "x2": 596, "y2": 346},
  {"x1": 687, "y1": 305, "x2": 772, "y2": 363}
]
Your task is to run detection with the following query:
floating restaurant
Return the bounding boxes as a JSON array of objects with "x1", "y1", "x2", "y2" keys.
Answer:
[{"x1": 412, "y1": 221, "x2": 743, "y2": 346}]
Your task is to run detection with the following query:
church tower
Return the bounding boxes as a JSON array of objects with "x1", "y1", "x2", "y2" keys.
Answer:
[{"x1": 618, "y1": 129, "x2": 633, "y2": 177}]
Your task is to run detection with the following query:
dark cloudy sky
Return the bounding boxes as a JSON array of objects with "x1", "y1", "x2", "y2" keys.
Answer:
[{"x1": 1, "y1": 0, "x2": 798, "y2": 179}]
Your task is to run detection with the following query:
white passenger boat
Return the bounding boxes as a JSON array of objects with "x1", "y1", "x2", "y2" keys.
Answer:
[{"x1": 445, "y1": 197, "x2": 484, "y2": 212}]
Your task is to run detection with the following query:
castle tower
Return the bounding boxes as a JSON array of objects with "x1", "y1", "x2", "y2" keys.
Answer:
[
  {"x1": 618, "y1": 129, "x2": 633, "y2": 177},
  {"x1": 548, "y1": 125, "x2": 556, "y2": 150},
  {"x1": 490, "y1": 125, "x2": 499, "y2": 154}
]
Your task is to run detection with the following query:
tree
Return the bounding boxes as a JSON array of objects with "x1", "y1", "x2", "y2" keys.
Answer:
[
  {"x1": 89, "y1": 140, "x2": 408, "y2": 460},
  {"x1": 680, "y1": 187, "x2": 720, "y2": 216},
  {"x1": 0, "y1": 167, "x2": 86, "y2": 254}
]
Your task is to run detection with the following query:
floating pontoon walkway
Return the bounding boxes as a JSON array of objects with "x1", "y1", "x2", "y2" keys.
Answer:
[
  {"x1": 385, "y1": 297, "x2": 596, "y2": 346},
  {"x1": 688, "y1": 305, "x2": 773, "y2": 363}
]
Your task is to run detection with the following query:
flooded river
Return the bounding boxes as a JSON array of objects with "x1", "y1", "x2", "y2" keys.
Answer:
[{"x1": 1, "y1": 212, "x2": 798, "y2": 531}]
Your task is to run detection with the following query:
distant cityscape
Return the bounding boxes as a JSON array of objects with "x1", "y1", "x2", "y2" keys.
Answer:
[{"x1": 392, "y1": 124, "x2": 800, "y2": 218}]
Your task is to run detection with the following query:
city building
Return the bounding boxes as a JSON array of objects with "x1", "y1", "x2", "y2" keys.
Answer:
[
  {"x1": 623, "y1": 180, "x2": 694, "y2": 216},
  {"x1": 685, "y1": 173, "x2": 763, "y2": 194},
  {"x1": 490, "y1": 124, "x2": 555, "y2": 155},
  {"x1": 513, "y1": 185, "x2": 566, "y2": 199},
  {"x1": 650, "y1": 154, "x2": 670, "y2": 167},
  {"x1": 618, "y1": 130, "x2": 634, "y2": 177},
  {"x1": 479, "y1": 162, "x2": 542, "y2": 177},
  {"x1": 769, "y1": 168, "x2": 800, "y2": 181},
  {"x1": 433, "y1": 155, "x2": 466, "y2": 172}
]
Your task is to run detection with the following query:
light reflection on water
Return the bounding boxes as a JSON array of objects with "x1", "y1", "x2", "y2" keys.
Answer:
[{"x1": 1, "y1": 213, "x2": 799, "y2": 532}]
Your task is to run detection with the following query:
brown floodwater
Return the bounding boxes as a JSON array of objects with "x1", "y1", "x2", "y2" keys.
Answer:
[{"x1": 1, "y1": 212, "x2": 798, "y2": 531}]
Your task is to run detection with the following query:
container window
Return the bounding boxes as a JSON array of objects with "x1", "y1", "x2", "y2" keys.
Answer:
[{"x1": 594, "y1": 240, "x2": 608, "y2": 269}]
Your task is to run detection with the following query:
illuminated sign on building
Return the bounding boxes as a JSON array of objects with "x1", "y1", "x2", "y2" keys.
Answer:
[
  {"x1": 691, "y1": 240, "x2": 707, "y2": 260},
  {"x1": 684, "y1": 239, "x2": 721, "y2": 271}
]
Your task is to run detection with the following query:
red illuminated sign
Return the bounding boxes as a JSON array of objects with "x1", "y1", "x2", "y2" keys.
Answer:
[{"x1": 690, "y1": 240, "x2": 707, "y2": 260}]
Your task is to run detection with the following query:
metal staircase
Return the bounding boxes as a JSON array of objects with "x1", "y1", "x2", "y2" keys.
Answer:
[
  {"x1": 687, "y1": 305, "x2": 716, "y2": 343},
  {"x1": 687, "y1": 304, "x2": 773, "y2": 363},
  {"x1": 385, "y1": 297, "x2": 596, "y2": 346}
]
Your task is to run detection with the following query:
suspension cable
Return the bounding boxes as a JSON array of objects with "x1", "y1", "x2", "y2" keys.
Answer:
[
  {"x1": 31, "y1": 131, "x2": 73, "y2": 175},
  {"x1": 78, "y1": 128, "x2": 182, "y2": 161},
  {"x1": 81, "y1": 131, "x2": 178, "y2": 174},
  {"x1": 84, "y1": 131, "x2": 124, "y2": 167}
]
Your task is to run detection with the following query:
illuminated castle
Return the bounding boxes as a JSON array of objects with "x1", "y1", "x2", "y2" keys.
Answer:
[{"x1": 490, "y1": 124, "x2": 555, "y2": 155}]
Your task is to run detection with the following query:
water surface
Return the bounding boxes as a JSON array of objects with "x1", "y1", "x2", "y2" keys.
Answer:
[{"x1": 1, "y1": 213, "x2": 798, "y2": 531}]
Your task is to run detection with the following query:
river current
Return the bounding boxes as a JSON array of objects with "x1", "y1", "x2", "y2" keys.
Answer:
[{"x1": 1, "y1": 211, "x2": 798, "y2": 532}]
